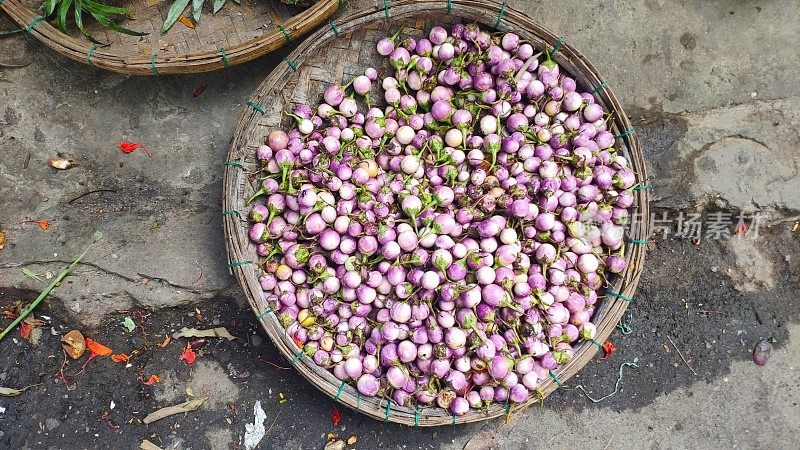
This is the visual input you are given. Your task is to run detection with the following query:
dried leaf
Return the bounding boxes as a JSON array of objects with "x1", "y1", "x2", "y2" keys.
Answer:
[
  {"x1": 19, "y1": 322, "x2": 33, "y2": 340},
  {"x1": 140, "y1": 374, "x2": 160, "y2": 385},
  {"x1": 0, "y1": 231, "x2": 6, "y2": 249},
  {"x1": 48, "y1": 158, "x2": 76, "y2": 170},
  {"x1": 346, "y1": 435, "x2": 357, "y2": 445},
  {"x1": 331, "y1": 406, "x2": 341, "y2": 427},
  {"x1": 118, "y1": 141, "x2": 153, "y2": 157},
  {"x1": 111, "y1": 353, "x2": 129, "y2": 363},
  {"x1": 157, "y1": 335, "x2": 172, "y2": 348},
  {"x1": 143, "y1": 397, "x2": 207, "y2": 424},
  {"x1": 181, "y1": 345, "x2": 196, "y2": 364},
  {"x1": 122, "y1": 316, "x2": 136, "y2": 332},
  {"x1": 86, "y1": 338, "x2": 113, "y2": 357},
  {"x1": 173, "y1": 327, "x2": 235, "y2": 341},
  {"x1": 178, "y1": 15, "x2": 195, "y2": 29},
  {"x1": 0, "y1": 387, "x2": 24, "y2": 396},
  {"x1": 140, "y1": 440, "x2": 163, "y2": 450},
  {"x1": 61, "y1": 330, "x2": 87, "y2": 359},
  {"x1": 36, "y1": 220, "x2": 50, "y2": 231}
]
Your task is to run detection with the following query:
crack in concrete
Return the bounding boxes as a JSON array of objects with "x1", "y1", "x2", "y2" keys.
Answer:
[{"x1": 0, "y1": 259, "x2": 235, "y2": 294}]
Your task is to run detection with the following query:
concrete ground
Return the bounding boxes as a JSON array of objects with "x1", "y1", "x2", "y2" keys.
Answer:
[{"x1": 1, "y1": 0, "x2": 799, "y2": 448}]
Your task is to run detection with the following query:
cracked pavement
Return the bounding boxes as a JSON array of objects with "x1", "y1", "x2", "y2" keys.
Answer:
[{"x1": 1, "y1": 0, "x2": 799, "y2": 448}]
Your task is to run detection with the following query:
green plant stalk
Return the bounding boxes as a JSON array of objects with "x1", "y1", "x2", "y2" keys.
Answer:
[{"x1": 0, "y1": 244, "x2": 93, "y2": 342}]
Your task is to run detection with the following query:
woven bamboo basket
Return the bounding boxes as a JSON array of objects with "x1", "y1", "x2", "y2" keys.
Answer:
[
  {"x1": 223, "y1": 0, "x2": 650, "y2": 426},
  {"x1": 0, "y1": 0, "x2": 340, "y2": 74}
]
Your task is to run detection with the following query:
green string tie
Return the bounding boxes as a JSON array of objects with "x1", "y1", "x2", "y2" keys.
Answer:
[
  {"x1": 86, "y1": 45, "x2": 97, "y2": 67},
  {"x1": 504, "y1": 403, "x2": 511, "y2": 414},
  {"x1": 151, "y1": 55, "x2": 159, "y2": 76},
  {"x1": 607, "y1": 289, "x2": 633, "y2": 302},
  {"x1": 413, "y1": 406, "x2": 420, "y2": 427},
  {"x1": 224, "y1": 160, "x2": 244, "y2": 169},
  {"x1": 284, "y1": 57, "x2": 297, "y2": 71},
  {"x1": 383, "y1": 0, "x2": 389, "y2": 21},
  {"x1": 26, "y1": 17, "x2": 44, "y2": 34},
  {"x1": 548, "y1": 370, "x2": 563, "y2": 387},
  {"x1": 550, "y1": 36, "x2": 565, "y2": 56},
  {"x1": 220, "y1": 48, "x2": 229, "y2": 68},
  {"x1": 632, "y1": 185, "x2": 651, "y2": 191},
  {"x1": 451, "y1": 414, "x2": 457, "y2": 425},
  {"x1": 617, "y1": 319, "x2": 633, "y2": 335},
  {"x1": 625, "y1": 238, "x2": 648, "y2": 245},
  {"x1": 338, "y1": 0, "x2": 343, "y2": 7},
  {"x1": 227, "y1": 260, "x2": 253, "y2": 268},
  {"x1": 384, "y1": 399, "x2": 391, "y2": 421},
  {"x1": 615, "y1": 127, "x2": 636, "y2": 138},
  {"x1": 329, "y1": 19, "x2": 340, "y2": 36},
  {"x1": 334, "y1": 381, "x2": 346, "y2": 401},
  {"x1": 278, "y1": 24, "x2": 291, "y2": 43},
  {"x1": 222, "y1": 209, "x2": 242, "y2": 219},
  {"x1": 246, "y1": 101, "x2": 266, "y2": 114},
  {"x1": 290, "y1": 350, "x2": 303, "y2": 364},
  {"x1": 494, "y1": 2, "x2": 506, "y2": 28},
  {"x1": 589, "y1": 338, "x2": 603, "y2": 350},
  {"x1": 256, "y1": 308, "x2": 272, "y2": 320},
  {"x1": 591, "y1": 81, "x2": 607, "y2": 94},
  {"x1": 356, "y1": 392, "x2": 361, "y2": 410},
  {"x1": 446, "y1": 0, "x2": 452, "y2": 13}
]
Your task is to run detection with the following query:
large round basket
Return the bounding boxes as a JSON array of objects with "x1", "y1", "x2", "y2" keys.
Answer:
[
  {"x1": 0, "y1": 0, "x2": 340, "y2": 74},
  {"x1": 223, "y1": 0, "x2": 650, "y2": 426}
]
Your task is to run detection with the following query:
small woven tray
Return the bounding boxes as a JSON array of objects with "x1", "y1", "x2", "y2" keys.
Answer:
[
  {"x1": 223, "y1": 0, "x2": 650, "y2": 426},
  {"x1": 0, "y1": 0, "x2": 340, "y2": 74}
]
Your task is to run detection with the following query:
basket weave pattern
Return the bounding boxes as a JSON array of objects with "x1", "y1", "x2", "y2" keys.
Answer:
[
  {"x1": 223, "y1": 0, "x2": 650, "y2": 426},
  {"x1": 1, "y1": 0, "x2": 340, "y2": 74}
]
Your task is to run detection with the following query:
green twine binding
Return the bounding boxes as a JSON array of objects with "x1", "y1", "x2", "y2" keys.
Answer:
[
  {"x1": 451, "y1": 414, "x2": 457, "y2": 425},
  {"x1": 356, "y1": 392, "x2": 361, "y2": 410},
  {"x1": 383, "y1": 0, "x2": 389, "y2": 21},
  {"x1": 329, "y1": 19, "x2": 340, "y2": 36},
  {"x1": 446, "y1": 0, "x2": 452, "y2": 13},
  {"x1": 283, "y1": 57, "x2": 297, "y2": 71},
  {"x1": 338, "y1": 0, "x2": 343, "y2": 7},
  {"x1": 278, "y1": 24, "x2": 291, "y2": 43},
  {"x1": 591, "y1": 81, "x2": 607, "y2": 94},
  {"x1": 625, "y1": 238, "x2": 648, "y2": 245},
  {"x1": 589, "y1": 338, "x2": 603, "y2": 350},
  {"x1": 290, "y1": 349, "x2": 303, "y2": 364},
  {"x1": 334, "y1": 381, "x2": 346, "y2": 401},
  {"x1": 227, "y1": 260, "x2": 253, "y2": 268},
  {"x1": 246, "y1": 101, "x2": 266, "y2": 115},
  {"x1": 504, "y1": 403, "x2": 511, "y2": 414},
  {"x1": 256, "y1": 308, "x2": 273, "y2": 319},
  {"x1": 413, "y1": 406, "x2": 420, "y2": 427},
  {"x1": 548, "y1": 370, "x2": 563, "y2": 387},
  {"x1": 606, "y1": 289, "x2": 633, "y2": 302},
  {"x1": 151, "y1": 55, "x2": 159, "y2": 76},
  {"x1": 615, "y1": 127, "x2": 636, "y2": 138},
  {"x1": 632, "y1": 185, "x2": 651, "y2": 191},
  {"x1": 220, "y1": 48, "x2": 229, "y2": 68},
  {"x1": 222, "y1": 209, "x2": 241, "y2": 218},
  {"x1": 86, "y1": 45, "x2": 97, "y2": 67},
  {"x1": 27, "y1": 17, "x2": 44, "y2": 34},
  {"x1": 617, "y1": 316, "x2": 633, "y2": 335},
  {"x1": 384, "y1": 399, "x2": 391, "y2": 421},
  {"x1": 550, "y1": 36, "x2": 565, "y2": 56},
  {"x1": 225, "y1": 160, "x2": 244, "y2": 169},
  {"x1": 494, "y1": 2, "x2": 506, "y2": 28}
]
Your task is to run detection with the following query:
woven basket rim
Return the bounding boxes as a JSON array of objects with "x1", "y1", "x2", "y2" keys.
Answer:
[
  {"x1": 0, "y1": 0, "x2": 340, "y2": 74},
  {"x1": 223, "y1": 0, "x2": 650, "y2": 426}
]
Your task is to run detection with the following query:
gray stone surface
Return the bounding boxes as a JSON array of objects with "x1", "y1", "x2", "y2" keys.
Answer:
[{"x1": 0, "y1": 0, "x2": 798, "y2": 448}]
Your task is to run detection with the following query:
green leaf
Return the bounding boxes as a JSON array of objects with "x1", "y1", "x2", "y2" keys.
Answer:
[
  {"x1": 43, "y1": 0, "x2": 59, "y2": 17},
  {"x1": 89, "y1": 10, "x2": 148, "y2": 36},
  {"x1": 58, "y1": 0, "x2": 73, "y2": 33},
  {"x1": 162, "y1": 0, "x2": 191, "y2": 32},
  {"x1": 212, "y1": 0, "x2": 226, "y2": 14},
  {"x1": 192, "y1": 0, "x2": 203, "y2": 22},
  {"x1": 74, "y1": 3, "x2": 102, "y2": 44},
  {"x1": 122, "y1": 316, "x2": 135, "y2": 332},
  {"x1": 81, "y1": 0, "x2": 131, "y2": 16}
]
